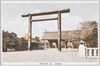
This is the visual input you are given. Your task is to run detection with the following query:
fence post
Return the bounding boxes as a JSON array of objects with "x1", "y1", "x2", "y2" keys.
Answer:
[
  {"x1": 85, "y1": 47, "x2": 87, "y2": 58},
  {"x1": 94, "y1": 49, "x2": 96, "y2": 56},
  {"x1": 89, "y1": 49, "x2": 92, "y2": 57}
]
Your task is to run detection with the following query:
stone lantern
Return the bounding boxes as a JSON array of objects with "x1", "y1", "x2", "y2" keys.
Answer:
[{"x1": 78, "y1": 40, "x2": 86, "y2": 57}]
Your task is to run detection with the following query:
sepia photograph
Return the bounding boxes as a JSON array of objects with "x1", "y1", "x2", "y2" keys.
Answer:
[{"x1": 1, "y1": 1, "x2": 99, "y2": 65}]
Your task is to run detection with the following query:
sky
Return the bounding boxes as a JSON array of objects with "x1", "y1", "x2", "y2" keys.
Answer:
[{"x1": 1, "y1": 1, "x2": 99, "y2": 39}]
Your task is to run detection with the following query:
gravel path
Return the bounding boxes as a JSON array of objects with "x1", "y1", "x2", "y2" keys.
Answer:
[{"x1": 2, "y1": 48, "x2": 98, "y2": 63}]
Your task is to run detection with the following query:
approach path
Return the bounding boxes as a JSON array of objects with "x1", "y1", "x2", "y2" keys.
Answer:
[{"x1": 3, "y1": 48, "x2": 98, "y2": 63}]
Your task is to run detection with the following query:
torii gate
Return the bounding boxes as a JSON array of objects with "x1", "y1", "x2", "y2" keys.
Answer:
[{"x1": 21, "y1": 8, "x2": 70, "y2": 52}]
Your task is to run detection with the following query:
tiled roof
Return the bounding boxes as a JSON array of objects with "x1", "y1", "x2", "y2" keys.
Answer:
[
  {"x1": 42, "y1": 30, "x2": 82, "y2": 40},
  {"x1": 9, "y1": 42, "x2": 16, "y2": 45}
]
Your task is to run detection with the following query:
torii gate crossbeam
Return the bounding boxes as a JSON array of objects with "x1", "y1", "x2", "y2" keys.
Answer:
[{"x1": 21, "y1": 8, "x2": 70, "y2": 52}]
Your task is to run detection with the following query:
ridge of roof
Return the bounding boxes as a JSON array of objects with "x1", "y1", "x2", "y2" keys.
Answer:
[{"x1": 43, "y1": 30, "x2": 81, "y2": 33}]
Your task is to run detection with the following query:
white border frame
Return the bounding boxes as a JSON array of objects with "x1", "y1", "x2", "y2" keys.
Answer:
[{"x1": 1, "y1": 1, "x2": 99, "y2": 65}]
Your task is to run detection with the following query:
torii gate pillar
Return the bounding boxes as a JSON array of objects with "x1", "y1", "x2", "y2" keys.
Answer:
[
  {"x1": 58, "y1": 12, "x2": 61, "y2": 51},
  {"x1": 28, "y1": 15, "x2": 32, "y2": 51}
]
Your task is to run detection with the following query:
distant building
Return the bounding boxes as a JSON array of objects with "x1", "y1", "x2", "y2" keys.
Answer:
[
  {"x1": 42, "y1": 30, "x2": 82, "y2": 48},
  {"x1": 22, "y1": 34, "x2": 42, "y2": 50},
  {"x1": 7, "y1": 42, "x2": 16, "y2": 51}
]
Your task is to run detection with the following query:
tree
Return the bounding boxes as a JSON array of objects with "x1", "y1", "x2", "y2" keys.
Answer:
[
  {"x1": 3, "y1": 37, "x2": 10, "y2": 52},
  {"x1": 2, "y1": 30, "x2": 28, "y2": 51},
  {"x1": 79, "y1": 21, "x2": 98, "y2": 47}
]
